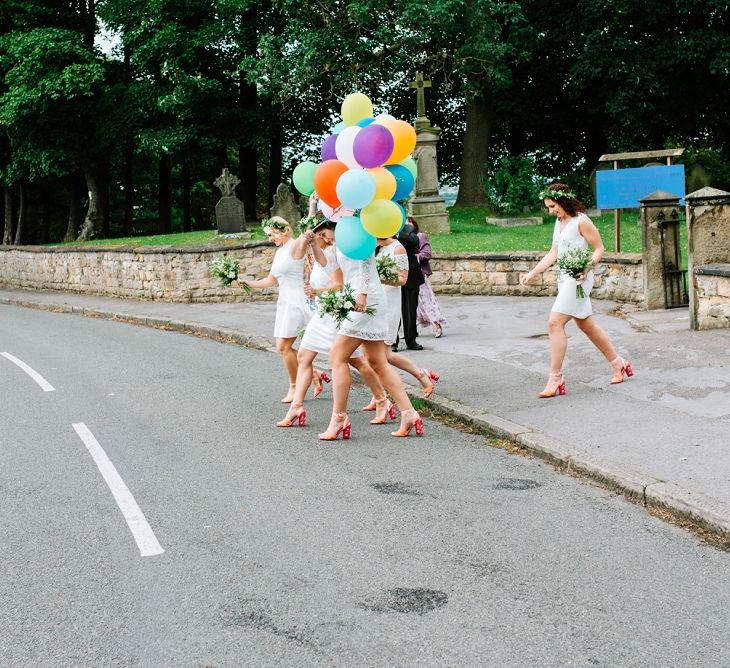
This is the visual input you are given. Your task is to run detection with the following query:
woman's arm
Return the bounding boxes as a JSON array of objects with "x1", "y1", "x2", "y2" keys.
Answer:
[
  {"x1": 520, "y1": 246, "x2": 558, "y2": 286},
  {"x1": 578, "y1": 215, "x2": 605, "y2": 264},
  {"x1": 416, "y1": 235, "x2": 432, "y2": 264},
  {"x1": 290, "y1": 230, "x2": 314, "y2": 260},
  {"x1": 242, "y1": 273, "x2": 277, "y2": 289},
  {"x1": 310, "y1": 240, "x2": 327, "y2": 267},
  {"x1": 304, "y1": 269, "x2": 344, "y2": 298}
]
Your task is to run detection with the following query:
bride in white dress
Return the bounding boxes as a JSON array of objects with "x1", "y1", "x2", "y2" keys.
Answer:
[
  {"x1": 314, "y1": 241, "x2": 424, "y2": 441},
  {"x1": 239, "y1": 216, "x2": 313, "y2": 403},
  {"x1": 276, "y1": 219, "x2": 392, "y2": 428},
  {"x1": 520, "y1": 184, "x2": 633, "y2": 397}
]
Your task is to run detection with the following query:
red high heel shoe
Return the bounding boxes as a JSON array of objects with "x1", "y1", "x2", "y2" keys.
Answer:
[
  {"x1": 610, "y1": 357, "x2": 634, "y2": 384},
  {"x1": 419, "y1": 368, "x2": 439, "y2": 398},
  {"x1": 391, "y1": 409, "x2": 424, "y2": 437},
  {"x1": 320, "y1": 371, "x2": 331, "y2": 383},
  {"x1": 318, "y1": 412, "x2": 351, "y2": 441},
  {"x1": 538, "y1": 374, "x2": 566, "y2": 398},
  {"x1": 312, "y1": 373, "x2": 323, "y2": 398},
  {"x1": 369, "y1": 397, "x2": 397, "y2": 425},
  {"x1": 276, "y1": 404, "x2": 306, "y2": 427}
]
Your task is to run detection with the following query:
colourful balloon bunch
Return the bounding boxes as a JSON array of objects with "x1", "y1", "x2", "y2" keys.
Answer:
[{"x1": 292, "y1": 93, "x2": 418, "y2": 260}]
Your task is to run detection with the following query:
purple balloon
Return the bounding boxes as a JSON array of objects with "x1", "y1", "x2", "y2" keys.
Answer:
[
  {"x1": 321, "y1": 134, "x2": 338, "y2": 161},
  {"x1": 352, "y1": 124, "x2": 394, "y2": 169}
]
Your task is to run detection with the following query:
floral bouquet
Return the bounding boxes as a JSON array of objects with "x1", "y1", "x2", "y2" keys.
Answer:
[
  {"x1": 210, "y1": 257, "x2": 240, "y2": 288},
  {"x1": 556, "y1": 247, "x2": 593, "y2": 298},
  {"x1": 317, "y1": 283, "x2": 376, "y2": 326},
  {"x1": 376, "y1": 253, "x2": 400, "y2": 284}
]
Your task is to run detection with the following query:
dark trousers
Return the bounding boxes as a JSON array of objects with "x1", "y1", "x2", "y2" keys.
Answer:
[{"x1": 401, "y1": 284, "x2": 420, "y2": 345}]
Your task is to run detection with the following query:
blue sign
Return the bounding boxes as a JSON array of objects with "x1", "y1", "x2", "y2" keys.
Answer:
[{"x1": 596, "y1": 165, "x2": 685, "y2": 209}]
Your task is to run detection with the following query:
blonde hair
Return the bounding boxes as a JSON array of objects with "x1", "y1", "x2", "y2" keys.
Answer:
[{"x1": 261, "y1": 216, "x2": 292, "y2": 235}]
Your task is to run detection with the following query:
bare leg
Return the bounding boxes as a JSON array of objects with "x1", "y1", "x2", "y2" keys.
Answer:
[
  {"x1": 319, "y1": 335, "x2": 362, "y2": 439},
  {"x1": 276, "y1": 336, "x2": 299, "y2": 402},
  {"x1": 349, "y1": 357, "x2": 386, "y2": 400},
  {"x1": 278, "y1": 348, "x2": 317, "y2": 426},
  {"x1": 385, "y1": 344, "x2": 433, "y2": 392},
  {"x1": 573, "y1": 315, "x2": 618, "y2": 362},
  {"x1": 547, "y1": 312, "x2": 572, "y2": 375}
]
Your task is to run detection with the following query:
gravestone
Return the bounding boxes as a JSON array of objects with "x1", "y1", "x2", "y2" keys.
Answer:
[
  {"x1": 269, "y1": 183, "x2": 302, "y2": 226},
  {"x1": 214, "y1": 168, "x2": 247, "y2": 233}
]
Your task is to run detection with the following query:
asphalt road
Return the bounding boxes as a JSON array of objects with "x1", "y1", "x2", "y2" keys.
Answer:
[{"x1": 1, "y1": 305, "x2": 729, "y2": 667}]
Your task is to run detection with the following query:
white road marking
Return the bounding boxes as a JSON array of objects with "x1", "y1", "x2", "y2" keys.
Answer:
[
  {"x1": 1, "y1": 352, "x2": 56, "y2": 392},
  {"x1": 72, "y1": 422, "x2": 164, "y2": 557}
]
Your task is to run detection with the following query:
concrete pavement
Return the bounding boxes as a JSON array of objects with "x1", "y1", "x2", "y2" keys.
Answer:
[{"x1": 2, "y1": 287, "x2": 729, "y2": 541}]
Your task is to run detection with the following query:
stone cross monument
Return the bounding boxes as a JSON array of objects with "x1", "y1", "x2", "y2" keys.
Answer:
[
  {"x1": 214, "y1": 168, "x2": 247, "y2": 233},
  {"x1": 407, "y1": 72, "x2": 450, "y2": 234}
]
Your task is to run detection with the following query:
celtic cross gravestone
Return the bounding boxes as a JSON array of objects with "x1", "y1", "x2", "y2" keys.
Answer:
[{"x1": 214, "y1": 168, "x2": 247, "y2": 233}]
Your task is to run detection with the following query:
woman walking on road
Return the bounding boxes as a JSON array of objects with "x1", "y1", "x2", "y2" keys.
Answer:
[
  {"x1": 520, "y1": 184, "x2": 633, "y2": 397},
  {"x1": 239, "y1": 217, "x2": 313, "y2": 403},
  {"x1": 412, "y1": 217, "x2": 447, "y2": 339}
]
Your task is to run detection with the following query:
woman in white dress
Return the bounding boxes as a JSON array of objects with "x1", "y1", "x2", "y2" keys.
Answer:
[
  {"x1": 317, "y1": 245, "x2": 424, "y2": 441},
  {"x1": 239, "y1": 216, "x2": 313, "y2": 403},
  {"x1": 520, "y1": 184, "x2": 633, "y2": 397},
  {"x1": 360, "y1": 237, "x2": 440, "y2": 411},
  {"x1": 277, "y1": 220, "x2": 392, "y2": 428}
]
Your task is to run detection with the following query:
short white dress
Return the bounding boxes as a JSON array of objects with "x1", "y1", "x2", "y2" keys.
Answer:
[
  {"x1": 552, "y1": 214, "x2": 594, "y2": 320},
  {"x1": 377, "y1": 240, "x2": 409, "y2": 345},
  {"x1": 299, "y1": 245, "x2": 362, "y2": 358},
  {"x1": 270, "y1": 238, "x2": 312, "y2": 338},
  {"x1": 329, "y1": 249, "x2": 389, "y2": 341}
]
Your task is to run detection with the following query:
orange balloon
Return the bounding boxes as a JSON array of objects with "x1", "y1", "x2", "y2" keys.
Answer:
[
  {"x1": 367, "y1": 167, "x2": 397, "y2": 200},
  {"x1": 374, "y1": 118, "x2": 417, "y2": 165},
  {"x1": 314, "y1": 160, "x2": 348, "y2": 208}
]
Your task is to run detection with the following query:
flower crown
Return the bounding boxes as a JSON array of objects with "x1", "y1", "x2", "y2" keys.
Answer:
[
  {"x1": 260, "y1": 217, "x2": 290, "y2": 234},
  {"x1": 539, "y1": 188, "x2": 576, "y2": 201}
]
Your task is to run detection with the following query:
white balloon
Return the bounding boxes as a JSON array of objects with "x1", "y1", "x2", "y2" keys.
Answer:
[
  {"x1": 335, "y1": 125, "x2": 361, "y2": 169},
  {"x1": 373, "y1": 113, "x2": 395, "y2": 124}
]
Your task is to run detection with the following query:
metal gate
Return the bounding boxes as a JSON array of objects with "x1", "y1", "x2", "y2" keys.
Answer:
[{"x1": 657, "y1": 209, "x2": 688, "y2": 308}]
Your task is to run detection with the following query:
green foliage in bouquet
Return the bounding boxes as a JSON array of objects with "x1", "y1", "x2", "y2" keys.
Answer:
[
  {"x1": 376, "y1": 253, "x2": 400, "y2": 284},
  {"x1": 316, "y1": 283, "x2": 375, "y2": 326},
  {"x1": 556, "y1": 247, "x2": 593, "y2": 298},
  {"x1": 210, "y1": 256, "x2": 240, "y2": 288}
]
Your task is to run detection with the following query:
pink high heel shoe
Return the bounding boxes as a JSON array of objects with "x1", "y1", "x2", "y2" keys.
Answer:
[
  {"x1": 610, "y1": 357, "x2": 634, "y2": 384},
  {"x1": 369, "y1": 396, "x2": 397, "y2": 425}
]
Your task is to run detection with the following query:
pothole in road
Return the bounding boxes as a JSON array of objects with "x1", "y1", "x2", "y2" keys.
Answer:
[
  {"x1": 493, "y1": 477, "x2": 541, "y2": 490},
  {"x1": 371, "y1": 482, "x2": 422, "y2": 496},
  {"x1": 359, "y1": 588, "x2": 448, "y2": 615}
]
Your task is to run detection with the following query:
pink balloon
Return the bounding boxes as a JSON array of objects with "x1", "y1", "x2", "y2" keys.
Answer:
[{"x1": 317, "y1": 201, "x2": 355, "y2": 222}]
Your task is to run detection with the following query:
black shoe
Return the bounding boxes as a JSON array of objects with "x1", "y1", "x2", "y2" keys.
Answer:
[
  {"x1": 406, "y1": 343, "x2": 423, "y2": 351},
  {"x1": 391, "y1": 344, "x2": 399, "y2": 352}
]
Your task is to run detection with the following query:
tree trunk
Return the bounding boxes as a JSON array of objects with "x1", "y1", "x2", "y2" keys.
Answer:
[
  {"x1": 182, "y1": 161, "x2": 191, "y2": 232},
  {"x1": 99, "y1": 160, "x2": 110, "y2": 238},
  {"x1": 454, "y1": 96, "x2": 492, "y2": 208},
  {"x1": 64, "y1": 173, "x2": 86, "y2": 241},
  {"x1": 41, "y1": 186, "x2": 51, "y2": 244},
  {"x1": 78, "y1": 169, "x2": 101, "y2": 240},
  {"x1": 158, "y1": 154, "x2": 173, "y2": 234},
  {"x1": 239, "y1": 71, "x2": 258, "y2": 220},
  {"x1": 14, "y1": 182, "x2": 26, "y2": 245},
  {"x1": 268, "y1": 116, "x2": 283, "y2": 210},
  {"x1": 124, "y1": 141, "x2": 134, "y2": 236},
  {"x1": 3, "y1": 186, "x2": 14, "y2": 245}
]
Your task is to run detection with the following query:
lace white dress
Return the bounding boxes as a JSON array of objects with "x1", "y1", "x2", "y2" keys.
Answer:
[
  {"x1": 299, "y1": 245, "x2": 362, "y2": 358},
  {"x1": 378, "y1": 241, "x2": 409, "y2": 345},
  {"x1": 329, "y1": 249, "x2": 389, "y2": 341},
  {"x1": 552, "y1": 214, "x2": 594, "y2": 320},
  {"x1": 270, "y1": 238, "x2": 312, "y2": 338}
]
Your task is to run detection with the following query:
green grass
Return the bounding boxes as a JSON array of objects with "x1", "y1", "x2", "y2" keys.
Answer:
[{"x1": 46, "y1": 208, "x2": 674, "y2": 255}]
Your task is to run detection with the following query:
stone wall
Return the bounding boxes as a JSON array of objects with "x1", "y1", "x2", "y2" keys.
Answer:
[
  {"x1": 0, "y1": 244, "x2": 644, "y2": 304},
  {"x1": 0, "y1": 242, "x2": 277, "y2": 302},
  {"x1": 429, "y1": 252, "x2": 644, "y2": 303},
  {"x1": 694, "y1": 265, "x2": 730, "y2": 330}
]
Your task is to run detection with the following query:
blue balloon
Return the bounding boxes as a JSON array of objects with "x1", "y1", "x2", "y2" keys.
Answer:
[
  {"x1": 331, "y1": 121, "x2": 346, "y2": 134},
  {"x1": 335, "y1": 216, "x2": 377, "y2": 260},
  {"x1": 385, "y1": 164, "x2": 415, "y2": 200},
  {"x1": 356, "y1": 117, "x2": 375, "y2": 127},
  {"x1": 336, "y1": 169, "x2": 376, "y2": 210}
]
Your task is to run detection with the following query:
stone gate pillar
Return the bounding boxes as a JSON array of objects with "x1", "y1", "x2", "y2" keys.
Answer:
[
  {"x1": 685, "y1": 187, "x2": 730, "y2": 330},
  {"x1": 639, "y1": 190, "x2": 680, "y2": 310}
]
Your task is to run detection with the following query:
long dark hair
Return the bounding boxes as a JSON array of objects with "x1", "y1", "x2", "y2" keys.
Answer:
[{"x1": 406, "y1": 215, "x2": 420, "y2": 233}]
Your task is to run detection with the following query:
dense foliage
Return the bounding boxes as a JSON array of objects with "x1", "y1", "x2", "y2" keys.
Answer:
[{"x1": 1, "y1": 0, "x2": 728, "y2": 243}]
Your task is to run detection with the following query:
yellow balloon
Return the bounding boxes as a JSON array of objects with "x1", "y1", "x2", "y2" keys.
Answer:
[
  {"x1": 360, "y1": 199, "x2": 402, "y2": 239},
  {"x1": 368, "y1": 167, "x2": 397, "y2": 200},
  {"x1": 341, "y1": 93, "x2": 373, "y2": 127}
]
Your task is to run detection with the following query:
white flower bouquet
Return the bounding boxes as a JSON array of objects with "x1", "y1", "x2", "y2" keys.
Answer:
[
  {"x1": 376, "y1": 253, "x2": 400, "y2": 284},
  {"x1": 316, "y1": 283, "x2": 375, "y2": 326},
  {"x1": 556, "y1": 247, "x2": 593, "y2": 298},
  {"x1": 210, "y1": 257, "x2": 251, "y2": 292}
]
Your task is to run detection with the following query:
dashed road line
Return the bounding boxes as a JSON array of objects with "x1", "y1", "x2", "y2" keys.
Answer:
[{"x1": 1, "y1": 351, "x2": 56, "y2": 392}]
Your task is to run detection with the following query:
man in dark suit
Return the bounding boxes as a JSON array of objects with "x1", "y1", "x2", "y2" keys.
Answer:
[{"x1": 396, "y1": 218, "x2": 425, "y2": 350}]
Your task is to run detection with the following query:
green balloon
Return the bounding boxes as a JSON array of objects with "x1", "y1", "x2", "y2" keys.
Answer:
[
  {"x1": 400, "y1": 157, "x2": 417, "y2": 180},
  {"x1": 293, "y1": 161, "x2": 318, "y2": 196}
]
